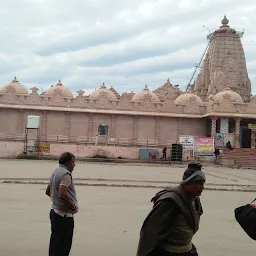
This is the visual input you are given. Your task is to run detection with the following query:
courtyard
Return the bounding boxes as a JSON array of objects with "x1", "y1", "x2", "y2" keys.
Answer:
[{"x1": 0, "y1": 159, "x2": 255, "y2": 255}]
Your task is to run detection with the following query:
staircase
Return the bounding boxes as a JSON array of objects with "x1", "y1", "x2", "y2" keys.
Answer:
[{"x1": 221, "y1": 148, "x2": 256, "y2": 168}]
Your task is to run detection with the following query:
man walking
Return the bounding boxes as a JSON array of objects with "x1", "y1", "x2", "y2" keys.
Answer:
[
  {"x1": 214, "y1": 148, "x2": 220, "y2": 164},
  {"x1": 45, "y1": 152, "x2": 78, "y2": 256},
  {"x1": 137, "y1": 162, "x2": 205, "y2": 256},
  {"x1": 161, "y1": 146, "x2": 167, "y2": 160}
]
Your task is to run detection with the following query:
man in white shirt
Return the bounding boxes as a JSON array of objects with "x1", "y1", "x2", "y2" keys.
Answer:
[{"x1": 45, "y1": 152, "x2": 78, "y2": 256}]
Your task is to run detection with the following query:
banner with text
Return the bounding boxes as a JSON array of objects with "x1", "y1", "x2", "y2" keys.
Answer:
[
  {"x1": 179, "y1": 135, "x2": 194, "y2": 150},
  {"x1": 224, "y1": 133, "x2": 235, "y2": 147},
  {"x1": 193, "y1": 136, "x2": 214, "y2": 156},
  {"x1": 215, "y1": 133, "x2": 225, "y2": 147}
]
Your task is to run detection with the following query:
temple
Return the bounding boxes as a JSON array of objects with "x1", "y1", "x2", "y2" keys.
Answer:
[{"x1": 0, "y1": 16, "x2": 256, "y2": 152}]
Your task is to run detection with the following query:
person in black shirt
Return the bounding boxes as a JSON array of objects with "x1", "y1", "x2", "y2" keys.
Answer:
[{"x1": 214, "y1": 148, "x2": 220, "y2": 164}]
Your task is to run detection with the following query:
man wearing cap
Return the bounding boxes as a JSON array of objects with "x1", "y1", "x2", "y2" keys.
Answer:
[{"x1": 137, "y1": 162, "x2": 205, "y2": 256}]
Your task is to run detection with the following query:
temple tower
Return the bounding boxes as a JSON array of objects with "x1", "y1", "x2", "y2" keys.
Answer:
[{"x1": 193, "y1": 15, "x2": 251, "y2": 102}]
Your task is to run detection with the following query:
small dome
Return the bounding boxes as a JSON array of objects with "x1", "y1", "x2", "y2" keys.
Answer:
[
  {"x1": 132, "y1": 85, "x2": 160, "y2": 102},
  {"x1": 175, "y1": 92, "x2": 203, "y2": 105},
  {"x1": 45, "y1": 80, "x2": 73, "y2": 98},
  {"x1": 89, "y1": 83, "x2": 117, "y2": 100},
  {"x1": 0, "y1": 77, "x2": 29, "y2": 95},
  {"x1": 213, "y1": 87, "x2": 243, "y2": 103}
]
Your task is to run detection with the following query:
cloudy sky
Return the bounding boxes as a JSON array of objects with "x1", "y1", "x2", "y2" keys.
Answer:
[{"x1": 0, "y1": 0, "x2": 256, "y2": 96}]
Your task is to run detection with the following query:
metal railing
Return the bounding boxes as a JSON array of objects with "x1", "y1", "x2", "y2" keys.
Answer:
[{"x1": 0, "y1": 133, "x2": 178, "y2": 147}]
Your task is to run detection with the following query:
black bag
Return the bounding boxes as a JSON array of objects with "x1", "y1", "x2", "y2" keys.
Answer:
[{"x1": 234, "y1": 198, "x2": 256, "y2": 240}]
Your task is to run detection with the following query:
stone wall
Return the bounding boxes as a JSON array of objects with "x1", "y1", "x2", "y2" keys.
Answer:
[
  {"x1": 0, "y1": 108, "x2": 206, "y2": 145},
  {"x1": 0, "y1": 141, "x2": 163, "y2": 160},
  {"x1": 0, "y1": 141, "x2": 214, "y2": 162}
]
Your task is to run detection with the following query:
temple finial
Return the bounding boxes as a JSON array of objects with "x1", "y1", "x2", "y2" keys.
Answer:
[
  {"x1": 100, "y1": 82, "x2": 106, "y2": 89},
  {"x1": 12, "y1": 76, "x2": 18, "y2": 82},
  {"x1": 57, "y1": 80, "x2": 63, "y2": 86},
  {"x1": 221, "y1": 15, "x2": 229, "y2": 27}
]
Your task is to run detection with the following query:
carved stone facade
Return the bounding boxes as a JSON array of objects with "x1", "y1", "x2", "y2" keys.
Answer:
[
  {"x1": 193, "y1": 16, "x2": 251, "y2": 103},
  {"x1": 0, "y1": 16, "x2": 255, "y2": 148}
]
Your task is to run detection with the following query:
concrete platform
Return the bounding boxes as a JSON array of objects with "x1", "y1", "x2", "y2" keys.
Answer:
[{"x1": 0, "y1": 159, "x2": 255, "y2": 255}]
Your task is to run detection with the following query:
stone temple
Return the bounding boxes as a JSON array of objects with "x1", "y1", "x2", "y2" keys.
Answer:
[{"x1": 0, "y1": 16, "x2": 256, "y2": 158}]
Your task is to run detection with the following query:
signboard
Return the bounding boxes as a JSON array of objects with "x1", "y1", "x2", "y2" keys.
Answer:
[
  {"x1": 224, "y1": 133, "x2": 235, "y2": 147},
  {"x1": 215, "y1": 133, "x2": 234, "y2": 148},
  {"x1": 27, "y1": 116, "x2": 40, "y2": 129},
  {"x1": 35, "y1": 143, "x2": 50, "y2": 153},
  {"x1": 248, "y1": 123, "x2": 256, "y2": 129},
  {"x1": 215, "y1": 133, "x2": 224, "y2": 147},
  {"x1": 39, "y1": 143, "x2": 50, "y2": 153},
  {"x1": 179, "y1": 135, "x2": 194, "y2": 150},
  {"x1": 193, "y1": 136, "x2": 214, "y2": 156}
]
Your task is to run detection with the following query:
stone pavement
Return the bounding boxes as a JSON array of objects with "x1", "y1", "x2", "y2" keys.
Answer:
[
  {"x1": 0, "y1": 159, "x2": 256, "y2": 255},
  {"x1": 1, "y1": 159, "x2": 256, "y2": 191}
]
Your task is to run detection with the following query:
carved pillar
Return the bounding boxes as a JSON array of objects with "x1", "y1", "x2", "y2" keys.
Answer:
[
  {"x1": 210, "y1": 117, "x2": 217, "y2": 138},
  {"x1": 41, "y1": 111, "x2": 48, "y2": 142},
  {"x1": 176, "y1": 118, "x2": 183, "y2": 142},
  {"x1": 17, "y1": 110, "x2": 24, "y2": 134},
  {"x1": 235, "y1": 118, "x2": 242, "y2": 148},
  {"x1": 155, "y1": 116, "x2": 160, "y2": 141},
  {"x1": 65, "y1": 112, "x2": 71, "y2": 137},
  {"x1": 110, "y1": 114, "x2": 116, "y2": 138},
  {"x1": 88, "y1": 113, "x2": 94, "y2": 137},
  {"x1": 133, "y1": 116, "x2": 138, "y2": 144},
  {"x1": 251, "y1": 131, "x2": 256, "y2": 149}
]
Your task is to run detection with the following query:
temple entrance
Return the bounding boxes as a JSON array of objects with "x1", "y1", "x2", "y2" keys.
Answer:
[
  {"x1": 205, "y1": 117, "x2": 211, "y2": 137},
  {"x1": 241, "y1": 128, "x2": 251, "y2": 148},
  {"x1": 240, "y1": 119, "x2": 256, "y2": 148}
]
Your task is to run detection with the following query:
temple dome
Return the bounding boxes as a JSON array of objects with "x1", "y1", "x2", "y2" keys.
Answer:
[
  {"x1": 132, "y1": 85, "x2": 160, "y2": 102},
  {"x1": 213, "y1": 87, "x2": 243, "y2": 103},
  {"x1": 45, "y1": 80, "x2": 73, "y2": 98},
  {"x1": 0, "y1": 77, "x2": 29, "y2": 95},
  {"x1": 89, "y1": 83, "x2": 117, "y2": 100},
  {"x1": 175, "y1": 92, "x2": 203, "y2": 105}
]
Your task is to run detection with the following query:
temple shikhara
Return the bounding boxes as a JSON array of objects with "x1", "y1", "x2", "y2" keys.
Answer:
[{"x1": 0, "y1": 16, "x2": 256, "y2": 163}]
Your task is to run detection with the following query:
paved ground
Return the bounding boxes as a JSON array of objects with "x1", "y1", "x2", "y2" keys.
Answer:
[{"x1": 0, "y1": 159, "x2": 256, "y2": 255}]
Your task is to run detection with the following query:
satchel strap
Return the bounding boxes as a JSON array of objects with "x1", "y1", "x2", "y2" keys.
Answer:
[{"x1": 250, "y1": 198, "x2": 256, "y2": 204}]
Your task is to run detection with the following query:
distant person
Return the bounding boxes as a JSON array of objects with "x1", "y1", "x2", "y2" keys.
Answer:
[
  {"x1": 161, "y1": 146, "x2": 167, "y2": 160},
  {"x1": 137, "y1": 162, "x2": 205, "y2": 256},
  {"x1": 226, "y1": 141, "x2": 233, "y2": 150},
  {"x1": 45, "y1": 152, "x2": 78, "y2": 256},
  {"x1": 214, "y1": 148, "x2": 220, "y2": 164}
]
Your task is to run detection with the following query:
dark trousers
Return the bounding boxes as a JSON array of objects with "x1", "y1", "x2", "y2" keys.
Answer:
[
  {"x1": 49, "y1": 209, "x2": 74, "y2": 256},
  {"x1": 161, "y1": 153, "x2": 167, "y2": 160},
  {"x1": 148, "y1": 245, "x2": 198, "y2": 256}
]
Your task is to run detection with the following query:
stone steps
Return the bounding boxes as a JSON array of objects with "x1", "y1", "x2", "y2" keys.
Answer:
[{"x1": 222, "y1": 149, "x2": 256, "y2": 168}]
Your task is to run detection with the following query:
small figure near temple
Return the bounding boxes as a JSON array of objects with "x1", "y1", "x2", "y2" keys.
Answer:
[
  {"x1": 214, "y1": 148, "x2": 220, "y2": 164},
  {"x1": 161, "y1": 146, "x2": 167, "y2": 160},
  {"x1": 226, "y1": 141, "x2": 233, "y2": 150}
]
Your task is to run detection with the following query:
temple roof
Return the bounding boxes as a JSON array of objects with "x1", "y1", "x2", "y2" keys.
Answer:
[
  {"x1": 89, "y1": 83, "x2": 117, "y2": 100},
  {"x1": 44, "y1": 80, "x2": 73, "y2": 98},
  {"x1": 0, "y1": 77, "x2": 29, "y2": 95},
  {"x1": 131, "y1": 85, "x2": 160, "y2": 102}
]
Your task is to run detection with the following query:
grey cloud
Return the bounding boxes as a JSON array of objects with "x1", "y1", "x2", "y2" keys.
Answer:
[
  {"x1": 0, "y1": 0, "x2": 255, "y2": 96},
  {"x1": 31, "y1": 1, "x2": 239, "y2": 56}
]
